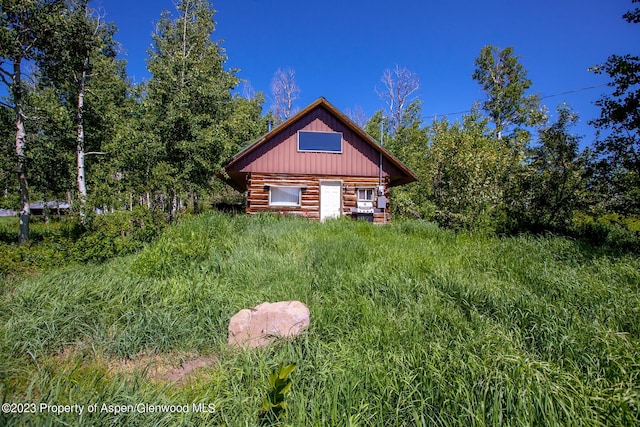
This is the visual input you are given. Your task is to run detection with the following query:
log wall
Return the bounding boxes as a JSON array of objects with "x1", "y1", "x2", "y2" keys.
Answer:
[{"x1": 246, "y1": 173, "x2": 391, "y2": 223}]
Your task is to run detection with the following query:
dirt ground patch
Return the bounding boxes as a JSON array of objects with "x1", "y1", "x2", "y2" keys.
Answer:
[
  {"x1": 108, "y1": 352, "x2": 217, "y2": 383},
  {"x1": 55, "y1": 344, "x2": 216, "y2": 384}
]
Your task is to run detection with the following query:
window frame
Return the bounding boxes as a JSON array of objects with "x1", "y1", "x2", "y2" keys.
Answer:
[
  {"x1": 356, "y1": 188, "x2": 375, "y2": 202},
  {"x1": 297, "y1": 130, "x2": 343, "y2": 153},
  {"x1": 269, "y1": 186, "x2": 302, "y2": 207}
]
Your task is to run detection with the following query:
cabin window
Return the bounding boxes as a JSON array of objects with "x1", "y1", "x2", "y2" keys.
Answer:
[
  {"x1": 269, "y1": 186, "x2": 302, "y2": 207},
  {"x1": 298, "y1": 131, "x2": 342, "y2": 153},
  {"x1": 357, "y1": 188, "x2": 375, "y2": 202}
]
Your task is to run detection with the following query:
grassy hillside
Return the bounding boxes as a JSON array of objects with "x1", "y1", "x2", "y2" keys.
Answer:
[{"x1": 1, "y1": 213, "x2": 638, "y2": 426}]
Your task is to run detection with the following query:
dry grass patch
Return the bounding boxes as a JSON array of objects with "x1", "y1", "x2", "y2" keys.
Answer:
[
  {"x1": 108, "y1": 352, "x2": 217, "y2": 384},
  {"x1": 54, "y1": 344, "x2": 217, "y2": 384}
]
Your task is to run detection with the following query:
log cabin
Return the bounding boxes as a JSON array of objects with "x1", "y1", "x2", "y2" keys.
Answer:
[{"x1": 219, "y1": 97, "x2": 417, "y2": 223}]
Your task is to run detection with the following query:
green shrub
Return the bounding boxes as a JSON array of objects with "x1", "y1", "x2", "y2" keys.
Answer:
[
  {"x1": 0, "y1": 207, "x2": 166, "y2": 279},
  {"x1": 75, "y1": 207, "x2": 165, "y2": 263},
  {"x1": 571, "y1": 212, "x2": 640, "y2": 252},
  {"x1": 0, "y1": 218, "x2": 78, "y2": 279},
  {"x1": 0, "y1": 217, "x2": 17, "y2": 244}
]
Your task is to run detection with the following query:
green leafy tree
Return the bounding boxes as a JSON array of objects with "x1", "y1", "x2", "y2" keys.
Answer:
[
  {"x1": 364, "y1": 109, "x2": 392, "y2": 144},
  {"x1": 387, "y1": 101, "x2": 431, "y2": 219},
  {"x1": 367, "y1": 65, "x2": 424, "y2": 222},
  {"x1": 623, "y1": 0, "x2": 640, "y2": 23},
  {"x1": 24, "y1": 84, "x2": 75, "y2": 204},
  {"x1": 520, "y1": 104, "x2": 587, "y2": 231},
  {"x1": 364, "y1": 101, "x2": 431, "y2": 219},
  {"x1": 589, "y1": 1, "x2": 640, "y2": 214},
  {"x1": 223, "y1": 91, "x2": 268, "y2": 156},
  {"x1": 36, "y1": 0, "x2": 128, "y2": 213},
  {"x1": 144, "y1": 0, "x2": 258, "y2": 216},
  {"x1": 472, "y1": 45, "x2": 547, "y2": 230},
  {"x1": 0, "y1": 0, "x2": 64, "y2": 242},
  {"x1": 424, "y1": 109, "x2": 510, "y2": 229},
  {"x1": 102, "y1": 86, "x2": 162, "y2": 211},
  {"x1": 472, "y1": 45, "x2": 545, "y2": 144},
  {"x1": 79, "y1": 52, "x2": 130, "y2": 211},
  {"x1": 385, "y1": 100, "x2": 425, "y2": 163}
]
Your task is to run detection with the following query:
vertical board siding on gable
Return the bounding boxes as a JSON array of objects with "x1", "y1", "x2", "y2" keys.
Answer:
[{"x1": 234, "y1": 107, "x2": 405, "y2": 179}]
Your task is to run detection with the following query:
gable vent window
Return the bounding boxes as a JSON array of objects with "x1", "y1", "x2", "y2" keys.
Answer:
[
  {"x1": 298, "y1": 131, "x2": 342, "y2": 153},
  {"x1": 269, "y1": 186, "x2": 302, "y2": 207}
]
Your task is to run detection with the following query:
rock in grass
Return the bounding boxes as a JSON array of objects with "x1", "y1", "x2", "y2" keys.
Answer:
[{"x1": 228, "y1": 301, "x2": 310, "y2": 348}]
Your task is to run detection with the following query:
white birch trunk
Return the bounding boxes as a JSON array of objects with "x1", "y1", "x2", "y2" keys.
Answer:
[
  {"x1": 14, "y1": 60, "x2": 30, "y2": 244},
  {"x1": 172, "y1": 194, "x2": 178, "y2": 219},
  {"x1": 76, "y1": 57, "x2": 89, "y2": 207}
]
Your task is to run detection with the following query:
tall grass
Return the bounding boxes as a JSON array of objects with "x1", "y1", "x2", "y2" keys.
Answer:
[{"x1": 1, "y1": 213, "x2": 638, "y2": 426}]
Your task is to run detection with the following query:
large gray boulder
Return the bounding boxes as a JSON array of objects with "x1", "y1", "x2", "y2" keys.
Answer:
[{"x1": 228, "y1": 301, "x2": 310, "y2": 348}]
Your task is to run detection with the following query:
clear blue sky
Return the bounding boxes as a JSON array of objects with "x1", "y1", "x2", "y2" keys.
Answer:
[{"x1": 99, "y1": 0, "x2": 638, "y2": 145}]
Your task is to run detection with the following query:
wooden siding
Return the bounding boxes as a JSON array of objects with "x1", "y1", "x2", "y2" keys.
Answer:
[
  {"x1": 232, "y1": 106, "x2": 406, "y2": 179},
  {"x1": 246, "y1": 173, "x2": 391, "y2": 223}
]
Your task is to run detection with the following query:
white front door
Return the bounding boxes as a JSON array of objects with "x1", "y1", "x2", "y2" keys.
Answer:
[{"x1": 320, "y1": 181, "x2": 342, "y2": 222}]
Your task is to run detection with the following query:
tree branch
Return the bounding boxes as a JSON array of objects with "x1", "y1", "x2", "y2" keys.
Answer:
[
  {"x1": 23, "y1": 115, "x2": 48, "y2": 122},
  {"x1": 0, "y1": 65, "x2": 12, "y2": 78},
  {"x1": 0, "y1": 67, "x2": 13, "y2": 88}
]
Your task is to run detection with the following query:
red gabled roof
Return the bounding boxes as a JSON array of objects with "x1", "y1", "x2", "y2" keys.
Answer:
[{"x1": 221, "y1": 97, "x2": 417, "y2": 191}]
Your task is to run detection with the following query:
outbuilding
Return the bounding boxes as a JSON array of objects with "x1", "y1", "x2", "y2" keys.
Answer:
[{"x1": 219, "y1": 97, "x2": 417, "y2": 223}]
